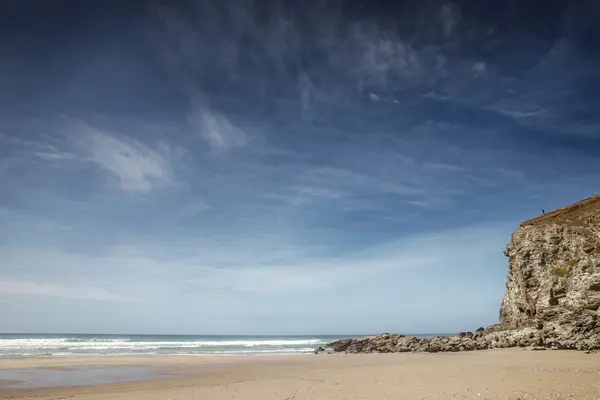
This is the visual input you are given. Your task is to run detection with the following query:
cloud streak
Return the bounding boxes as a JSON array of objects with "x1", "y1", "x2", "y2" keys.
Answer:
[
  {"x1": 188, "y1": 106, "x2": 249, "y2": 152},
  {"x1": 155, "y1": 1, "x2": 462, "y2": 118},
  {"x1": 0, "y1": 278, "x2": 133, "y2": 302},
  {"x1": 71, "y1": 121, "x2": 173, "y2": 193}
]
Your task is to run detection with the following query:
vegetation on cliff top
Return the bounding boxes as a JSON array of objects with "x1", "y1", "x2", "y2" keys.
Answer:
[{"x1": 521, "y1": 194, "x2": 600, "y2": 228}]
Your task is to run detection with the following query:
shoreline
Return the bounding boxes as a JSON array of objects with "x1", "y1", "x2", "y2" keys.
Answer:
[
  {"x1": 0, "y1": 353, "x2": 314, "y2": 370},
  {"x1": 1, "y1": 349, "x2": 599, "y2": 399}
]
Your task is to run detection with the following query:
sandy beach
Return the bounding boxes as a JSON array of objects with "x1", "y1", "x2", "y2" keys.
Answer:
[{"x1": 1, "y1": 349, "x2": 599, "y2": 399}]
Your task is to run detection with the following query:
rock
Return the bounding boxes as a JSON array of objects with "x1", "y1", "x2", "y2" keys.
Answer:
[
  {"x1": 330, "y1": 338, "x2": 354, "y2": 352},
  {"x1": 328, "y1": 195, "x2": 600, "y2": 354},
  {"x1": 314, "y1": 346, "x2": 325, "y2": 354},
  {"x1": 500, "y1": 195, "x2": 600, "y2": 350}
]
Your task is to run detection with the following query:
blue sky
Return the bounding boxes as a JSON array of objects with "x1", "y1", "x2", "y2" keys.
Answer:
[{"x1": 1, "y1": 0, "x2": 599, "y2": 335}]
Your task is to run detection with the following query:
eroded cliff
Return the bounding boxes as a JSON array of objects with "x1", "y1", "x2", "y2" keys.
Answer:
[
  {"x1": 328, "y1": 195, "x2": 600, "y2": 353},
  {"x1": 499, "y1": 194, "x2": 600, "y2": 349}
]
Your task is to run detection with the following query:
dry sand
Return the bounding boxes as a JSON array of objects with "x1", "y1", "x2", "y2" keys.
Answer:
[{"x1": 1, "y1": 349, "x2": 599, "y2": 399}]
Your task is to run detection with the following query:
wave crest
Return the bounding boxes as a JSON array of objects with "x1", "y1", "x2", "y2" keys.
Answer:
[{"x1": 0, "y1": 336, "x2": 335, "y2": 357}]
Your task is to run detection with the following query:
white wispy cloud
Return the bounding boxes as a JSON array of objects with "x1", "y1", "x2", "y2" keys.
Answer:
[
  {"x1": 0, "y1": 278, "x2": 133, "y2": 302},
  {"x1": 487, "y1": 104, "x2": 551, "y2": 120},
  {"x1": 188, "y1": 106, "x2": 249, "y2": 152},
  {"x1": 369, "y1": 92, "x2": 381, "y2": 102},
  {"x1": 487, "y1": 96, "x2": 600, "y2": 138},
  {"x1": 179, "y1": 199, "x2": 212, "y2": 217},
  {"x1": 72, "y1": 121, "x2": 173, "y2": 193},
  {"x1": 1, "y1": 199, "x2": 509, "y2": 299},
  {"x1": 0, "y1": 133, "x2": 77, "y2": 167},
  {"x1": 472, "y1": 62, "x2": 487, "y2": 79},
  {"x1": 282, "y1": 185, "x2": 345, "y2": 207},
  {"x1": 156, "y1": 9, "x2": 252, "y2": 153},
  {"x1": 110, "y1": 222, "x2": 509, "y2": 297},
  {"x1": 298, "y1": 166, "x2": 424, "y2": 197},
  {"x1": 156, "y1": 1, "x2": 468, "y2": 116},
  {"x1": 281, "y1": 157, "x2": 468, "y2": 211},
  {"x1": 441, "y1": 3, "x2": 461, "y2": 37}
]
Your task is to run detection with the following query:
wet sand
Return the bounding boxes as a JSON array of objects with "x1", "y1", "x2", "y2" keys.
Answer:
[{"x1": 1, "y1": 349, "x2": 599, "y2": 399}]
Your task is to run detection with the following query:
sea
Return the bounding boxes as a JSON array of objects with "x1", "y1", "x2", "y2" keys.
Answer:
[{"x1": 0, "y1": 334, "x2": 363, "y2": 358}]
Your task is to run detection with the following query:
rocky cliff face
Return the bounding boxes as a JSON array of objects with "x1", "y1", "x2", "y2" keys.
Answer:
[
  {"x1": 328, "y1": 195, "x2": 600, "y2": 353},
  {"x1": 499, "y1": 195, "x2": 600, "y2": 349}
]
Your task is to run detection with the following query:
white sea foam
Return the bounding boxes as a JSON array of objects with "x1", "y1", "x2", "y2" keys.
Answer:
[
  {"x1": 0, "y1": 338, "x2": 323, "y2": 348},
  {"x1": 0, "y1": 336, "x2": 334, "y2": 357}
]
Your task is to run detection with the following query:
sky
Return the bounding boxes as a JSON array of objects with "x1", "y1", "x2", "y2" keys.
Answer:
[{"x1": 1, "y1": 0, "x2": 599, "y2": 335}]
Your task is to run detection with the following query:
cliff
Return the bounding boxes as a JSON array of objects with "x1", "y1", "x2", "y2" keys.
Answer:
[
  {"x1": 499, "y1": 194, "x2": 600, "y2": 349},
  {"x1": 327, "y1": 194, "x2": 600, "y2": 353}
]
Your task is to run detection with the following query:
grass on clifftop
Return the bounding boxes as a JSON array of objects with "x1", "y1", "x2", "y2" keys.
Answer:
[{"x1": 521, "y1": 194, "x2": 600, "y2": 227}]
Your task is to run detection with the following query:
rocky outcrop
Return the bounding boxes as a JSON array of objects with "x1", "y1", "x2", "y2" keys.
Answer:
[
  {"x1": 329, "y1": 195, "x2": 600, "y2": 353},
  {"x1": 329, "y1": 328, "x2": 542, "y2": 354},
  {"x1": 500, "y1": 194, "x2": 600, "y2": 350}
]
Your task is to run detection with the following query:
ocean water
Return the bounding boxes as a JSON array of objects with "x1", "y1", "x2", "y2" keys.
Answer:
[{"x1": 0, "y1": 334, "x2": 357, "y2": 358}]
